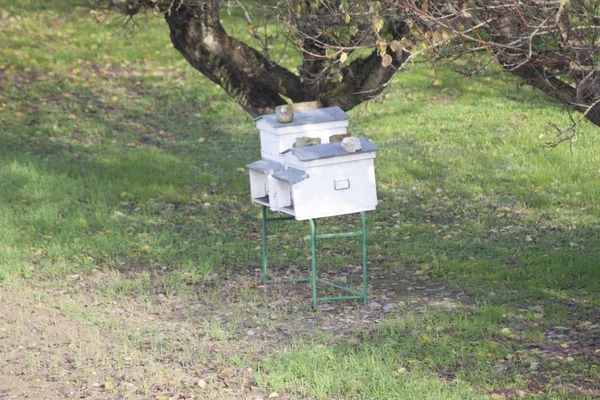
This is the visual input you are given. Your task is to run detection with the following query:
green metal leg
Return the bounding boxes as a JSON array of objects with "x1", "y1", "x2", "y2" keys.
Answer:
[
  {"x1": 308, "y1": 213, "x2": 368, "y2": 308},
  {"x1": 260, "y1": 206, "x2": 368, "y2": 309},
  {"x1": 261, "y1": 206, "x2": 268, "y2": 284},
  {"x1": 310, "y1": 219, "x2": 318, "y2": 309}
]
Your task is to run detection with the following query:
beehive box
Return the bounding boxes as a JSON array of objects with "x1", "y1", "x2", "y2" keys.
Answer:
[
  {"x1": 255, "y1": 106, "x2": 349, "y2": 163},
  {"x1": 247, "y1": 107, "x2": 377, "y2": 220}
]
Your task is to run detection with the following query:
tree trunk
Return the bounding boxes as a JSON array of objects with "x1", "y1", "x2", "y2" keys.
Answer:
[
  {"x1": 163, "y1": 0, "x2": 401, "y2": 116},
  {"x1": 320, "y1": 46, "x2": 409, "y2": 110},
  {"x1": 158, "y1": 0, "x2": 406, "y2": 117},
  {"x1": 163, "y1": 0, "x2": 307, "y2": 116}
]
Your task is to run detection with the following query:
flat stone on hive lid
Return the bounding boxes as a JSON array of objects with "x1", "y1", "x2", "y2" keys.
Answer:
[
  {"x1": 275, "y1": 100, "x2": 321, "y2": 114},
  {"x1": 341, "y1": 136, "x2": 362, "y2": 153},
  {"x1": 277, "y1": 111, "x2": 294, "y2": 123},
  {"x1": 276, "y1": 105, "x2": 294, "y2": 123}
]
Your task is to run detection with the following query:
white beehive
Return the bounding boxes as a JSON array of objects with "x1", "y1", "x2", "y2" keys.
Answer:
[
  {"x1": 255, "y1": 106, "x2": 350, "y2": 163},
  {"x1": 247, "y1": 107, "x2": 378, "y2": 220}
]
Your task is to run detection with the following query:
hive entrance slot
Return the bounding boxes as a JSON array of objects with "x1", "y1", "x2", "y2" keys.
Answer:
[
  {"x1": 279, "y1": 206, "x2": 295, "y2": 214},
  {"x1": 253, "y1": 196, "x2": 270, "y2": 207}
]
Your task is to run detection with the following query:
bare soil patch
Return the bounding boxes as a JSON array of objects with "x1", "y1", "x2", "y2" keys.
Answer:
[
  {"x1": 3, "y1": 265, "x2": 597, "y2": 399},
  {"x1": 0, "y1": 265, "x2": 471, "y2": 400}
]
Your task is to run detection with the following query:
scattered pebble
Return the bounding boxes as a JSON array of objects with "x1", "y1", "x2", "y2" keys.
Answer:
[
  {"x1": 157, "y1": 294, "x2": 169, "y2": 303},
  {"x1": 57, "y1": 387, "x2": 74, "y2": 398},
  {"x1": 277, "y1": 110, "x2": 294, "y2": 123},
  {"x1": 110, "y1": 211, "x2": 126, "y2": 219},
  {"x1": 218, "y1": 368, "x2": 235, "y2": 379}
]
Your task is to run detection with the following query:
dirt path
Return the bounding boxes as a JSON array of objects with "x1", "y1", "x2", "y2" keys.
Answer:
[
  {"x1": 2, "y1": 266, "x2": 599, "y2": 399},
  {"x1": 0, "y1": 265, "x2": 471, "y2": 399}
]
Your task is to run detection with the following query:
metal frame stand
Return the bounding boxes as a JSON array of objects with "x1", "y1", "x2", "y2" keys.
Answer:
[{"x1": 261, "y1": 205, "x2": 368, "y2": 309}]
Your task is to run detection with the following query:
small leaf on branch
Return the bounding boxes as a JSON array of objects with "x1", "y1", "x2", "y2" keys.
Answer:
[
  {"x1": 339, "y1": 52, "x2": 348, "y2": 64},
  {"x1": 377, "y1": 41, "x2": 387, "y2": 56},
  {"x1": 389, "y1": 40, "x2": 402, "y2": 52},
  {"x1": 372, "y1": 16, "x2": 384, "y2": 33},
  {"x1": 381, "y1": 54, "x2": 392, "y2": 68}
]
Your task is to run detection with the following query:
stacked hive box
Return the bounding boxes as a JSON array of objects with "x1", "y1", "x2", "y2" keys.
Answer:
[{"x1": 247, "y1": 107, "x2": 378, "y2": 220}]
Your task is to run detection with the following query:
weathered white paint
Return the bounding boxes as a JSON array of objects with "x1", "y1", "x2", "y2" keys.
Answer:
[
  {"x1": 283, "y1": 148, "x2": 375, "y2": 170},
  {"x1": 285, "y1": 158, "x2": 377, "y2": 220},
  {"x1": 249, "y1": 170, "x2": 268, "y2": 199},
  {"x1": 274, "y1": 180, "x2": 293, "y2": 208},
  {"x1": 259, "y1": 126, "x2": 348, "y2": 162},
  {"x1": 255, "y1": 106, "x2": 350, "y2": 162}
]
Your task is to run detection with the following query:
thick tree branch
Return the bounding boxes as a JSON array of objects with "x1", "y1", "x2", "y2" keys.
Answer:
[
  {"x1": 513, "y1": 66, "x2": 600, "y2": 126},
  {"x1": 319, "y1": 20, "x2": 410, "y2": 110},
  {"x1": 319, "y1": 46, "x2": 408, "y2": 110},
  {"x1": 100, "y1": 0, "x2": 415, "y2": 116},
  {"x1": 395, "y1": 0, "x2": 600, "y2": 129},
  {"x1": 163, "y1": 0, "x2": 308, "y2": 116}
]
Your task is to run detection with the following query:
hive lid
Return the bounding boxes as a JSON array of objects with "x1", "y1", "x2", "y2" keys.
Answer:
[
  {"x1": 285, "y1": 138, "x2": 377, "y2": 161},
  {"x1": 272, "y1": 167, "x2": 309, "y2": 184},
  {"x1": 246, "y1": 159, "x2": 283, "y2": 173},
  {"x1": 256, "y1": 106, "x2": 349, "y2": 128}
]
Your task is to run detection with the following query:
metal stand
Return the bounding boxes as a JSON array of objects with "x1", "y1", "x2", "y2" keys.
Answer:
[{"x1": 260, "y1": 205, "x2": 368, "y2": 309}]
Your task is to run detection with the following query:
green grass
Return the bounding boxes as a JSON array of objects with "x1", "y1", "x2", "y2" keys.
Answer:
[
  {"x1": 369, "y1": 67, "x2": 600, "y2": 307},
  {"x1": 259, "y1": 308, "x2": 511, "y2": 400},
  {"x1": 1, "y1": 1, "x2": 599, "y2": 399}
]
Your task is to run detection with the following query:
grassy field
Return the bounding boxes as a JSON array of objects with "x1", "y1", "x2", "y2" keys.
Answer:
[{"x1": 1, "y1": 1, "x2": 599, "y2": 399}]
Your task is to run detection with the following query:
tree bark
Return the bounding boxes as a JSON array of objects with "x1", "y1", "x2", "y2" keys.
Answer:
[
  {"x1": 163, "y1": 0, "x2": 307, "y2": 116},
  {"x1": 148, "y1": 0, "x2": 407, "y2": 117},
  {"x1": 320, "y1": 46, "x2": 409, "y2": 110}
]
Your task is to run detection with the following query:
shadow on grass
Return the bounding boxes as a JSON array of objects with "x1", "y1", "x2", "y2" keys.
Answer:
[
  {"x1": 0, "y1": 65, "x2": 264, "y2": 277},
  {"x1": 1, "y1": 62, "x2": 599, "y2": 306}
]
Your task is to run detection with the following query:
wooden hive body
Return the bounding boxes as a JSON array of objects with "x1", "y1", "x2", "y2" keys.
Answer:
[{"x1": 247, "y1": 107, "x2": 377, "y2": 220}]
